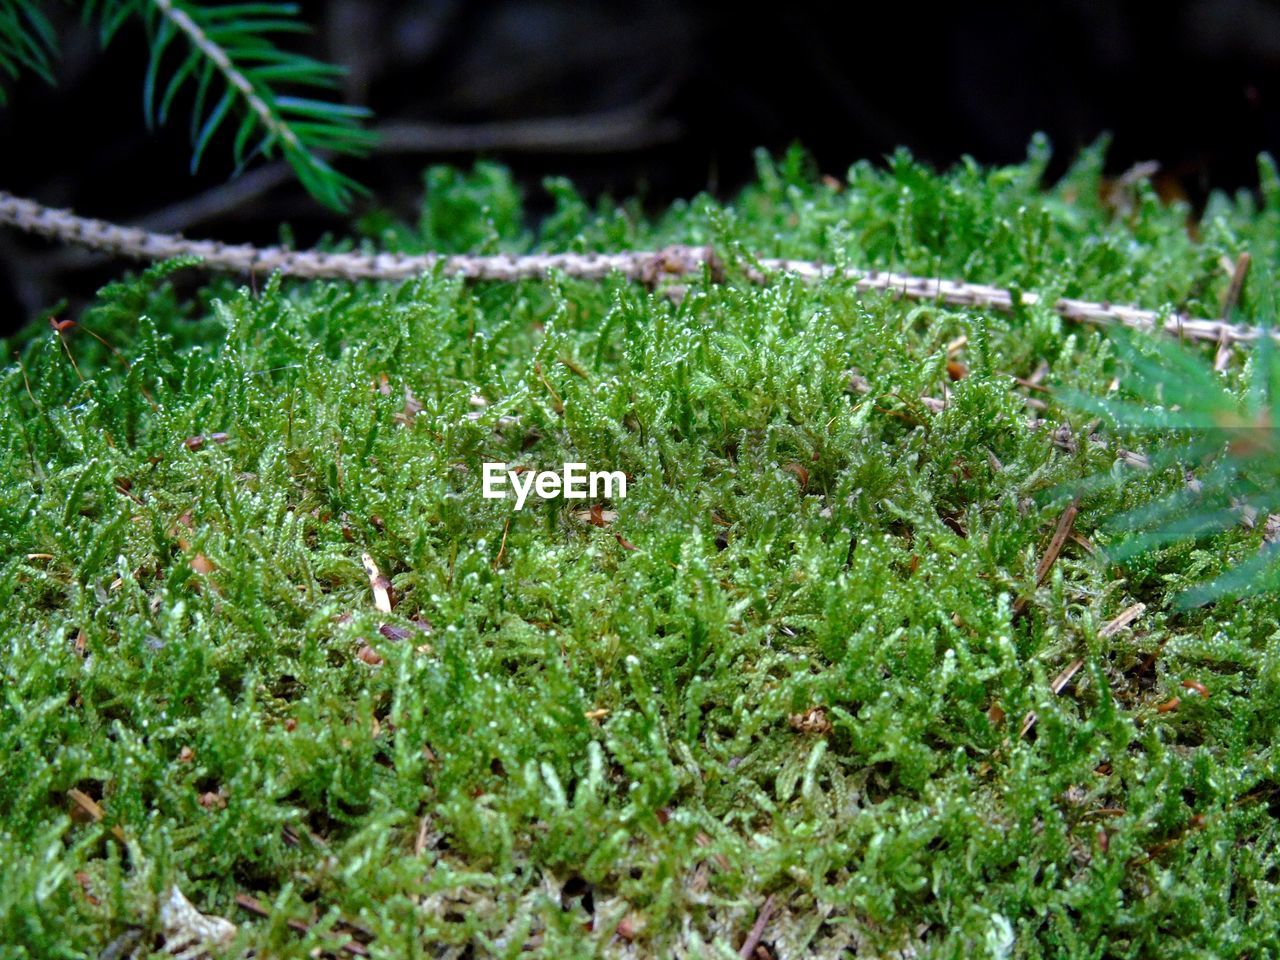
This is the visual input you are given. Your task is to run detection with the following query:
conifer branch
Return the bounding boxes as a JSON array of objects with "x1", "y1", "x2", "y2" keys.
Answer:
[
  {"x1": 0, "y1": 0, "x2": 57, "y2": 105},
  {"x1": 139, "y1": 0, "x2": 374, "y2": 210},
  {"x1": 2, "y1": 0, "x2": 373, "y2": 209},
  {"x1": 1060, "y1": 325, "x2": 1280, "y2": 604}
]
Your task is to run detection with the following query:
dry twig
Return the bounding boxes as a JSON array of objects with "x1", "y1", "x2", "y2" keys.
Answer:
[
  {"x1": 739, "y1": 894, "x2": 777, "y2": 959},
  {"x1": 1, "y1": 192, "x2": 1272, "y2": 346}
]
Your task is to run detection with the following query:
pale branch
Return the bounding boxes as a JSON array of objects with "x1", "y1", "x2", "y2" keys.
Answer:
[{"x1": 0, "y1": 188, "x2": 1271, "y2": 346}]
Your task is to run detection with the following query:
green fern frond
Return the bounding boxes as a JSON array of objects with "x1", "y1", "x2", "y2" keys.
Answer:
[
  {"x1": 1060, "y1": 309, "x2": 1280, "y2": 607},
  {"x1": 0, "y1": 0, "x2": 58, "y2": 105}
]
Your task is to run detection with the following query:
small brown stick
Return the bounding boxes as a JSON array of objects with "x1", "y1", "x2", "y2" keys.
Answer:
[
  {"x1": 739, "y1": 894, "x2": 777, "y2": 959},
  {"x1": 67, "y1": 788, "x2": 127, "y2": 843},
  {"x1": 1181, "y1": 679, "x2": 1210, "y2": 699},
  {"x1": 1130, "y1": 813, "x2": 1207, "y2": 866},
  {"x1": 1035, "y1": 500, "x2": 1081, "y2": 585},
  {"x1": 1013, "y1": 499, "x2": 1080, "y2": 617},
  {"x1": 1018, "y1": 711, "x2": 1038, "y2": 739},
  {"x1": 1214, "y1": 253, "x2": 1251, "y2": 373},
  {"x1": 1220, "y1": 252, "x2": 1251, "y2": 318}
]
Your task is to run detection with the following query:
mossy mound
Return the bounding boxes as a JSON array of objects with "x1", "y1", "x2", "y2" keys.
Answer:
[{"x1": 3, "y1": 143, "x2": 1280, "y2": 957}]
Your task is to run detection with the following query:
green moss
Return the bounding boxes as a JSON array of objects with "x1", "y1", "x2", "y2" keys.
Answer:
[{"x1": 2, "y1": 142, "x2": 1279, "y2": 958}]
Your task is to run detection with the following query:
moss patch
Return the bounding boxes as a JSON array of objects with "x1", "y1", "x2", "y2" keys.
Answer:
[{"x1": 3, "y1": 143, "x2": 1280, "y2": 957}]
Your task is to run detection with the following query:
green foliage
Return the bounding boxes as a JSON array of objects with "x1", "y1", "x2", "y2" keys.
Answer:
[
  {"x1": 3, "y1": 145, "x2": 1280, "y2": 957},
  {"x1": 1058, "y1": 322, "x2": 1280, "y2": 607},
  {"x1": 0, "y1": 0, "x2": 56, "y2": 105},
  {"x1": 1, "y1": 1, "x2": 373, "y2": 209}
]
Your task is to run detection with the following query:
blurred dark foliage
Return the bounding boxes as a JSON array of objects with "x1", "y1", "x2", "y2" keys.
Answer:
[{"x1": 2, "y1": 0, "x2": 1279, "y2": 332}]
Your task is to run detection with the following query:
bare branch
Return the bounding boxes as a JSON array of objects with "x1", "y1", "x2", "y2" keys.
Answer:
[{"x1": 0, "y1": 189, "x2": 1272, "y2": 346}]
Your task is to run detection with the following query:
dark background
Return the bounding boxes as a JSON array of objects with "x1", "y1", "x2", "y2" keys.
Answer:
[{"x1": 3, "y1": 0, "x2": 1279, "y2": 333}]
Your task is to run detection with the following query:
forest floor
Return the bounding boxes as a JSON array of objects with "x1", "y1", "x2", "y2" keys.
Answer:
[{"x1": 3, "y1": 144, "x2": 1280, "y2": 958}]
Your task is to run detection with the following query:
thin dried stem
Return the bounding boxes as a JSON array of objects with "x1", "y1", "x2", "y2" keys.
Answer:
[{"x1": 1, "y1": 190, "x2": 1272, "y2": 346}]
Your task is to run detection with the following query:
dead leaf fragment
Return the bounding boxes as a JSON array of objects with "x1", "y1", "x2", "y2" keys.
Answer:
[
  {"x1": 1116, "y1": 449, "x2": 1152, "y2": 470},
  {"x1": 361, "y1": 553, "x2": 393, "y2": 613},
  {"x1": 378, "y1": 623, "x2": 414, "y2": 643},
  {"x1": 788, "y1": 707, "x2": 832, "y2": 735},
  {"x1": 1181, "y1": 679, "x2": 1209, "y2": 699},
  {"x1": 158, "y1": 885, "x2": 236, "y2": 958},
  {"x1": 396, "y1": 386, "x2": 424, "y2": 426},
  {"x1": 573, "y1": 506, "x2": 618, "y2": 527},
  {"x1": 183, "y1": 433, "x2": 228, "y2": 452},
  {"x1": 782, "y1": 463, "x2": 809, "y2": 490},
  {"x1": 198, "y1": 790, "x2": 226, "y2": 810},
  {"x1": 616, "y1": 913, "x2": 643, "y2": 941},
  {"x1": 845, "y1": 370, "x2": 872, "y2": 394}
]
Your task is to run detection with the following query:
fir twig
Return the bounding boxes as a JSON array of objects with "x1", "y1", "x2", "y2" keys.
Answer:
[
  {"x1": 3, "y1": 0, "x2": 374, "y2": 209},
  {"x1": 0, "y1": 0, "x2": 57, "y2": 104},
  {"x1": 1060, "y1": 320, "x2": 1280, "y2": 605}
]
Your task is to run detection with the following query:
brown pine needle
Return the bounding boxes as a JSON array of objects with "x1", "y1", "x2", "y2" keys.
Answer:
[
  {"x1": 1035, "y1": 500, "x2": 1081, "y2": 585},
  {"x1": 67, "y1": 788, "x2": 127, "y2": 843},
  {"x1": 493, "y1": 517, "x2": 511, "y2": 571},
  {"x1": 1099, "y1": 602, "x2": 1146, "y2": 638},
  {"x1": 1013, "y1": 499, "x2": 1080, "y2": 617},
  {"x1": 739, "y1": 894, "x2": 777, "y2": 959},
  {"x1": 1051, "y1": 658, "x2": 1086, "y2": 695},
  {"x1": 1220, "y1": 252, "x2": 1251, "y2": 318},
  {"x1": 1020, "y1": 657, "x2": 1086, "y2": 738},
  {"x1": 57, "y1": 330, "x2": 85, "y2": 383}
]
